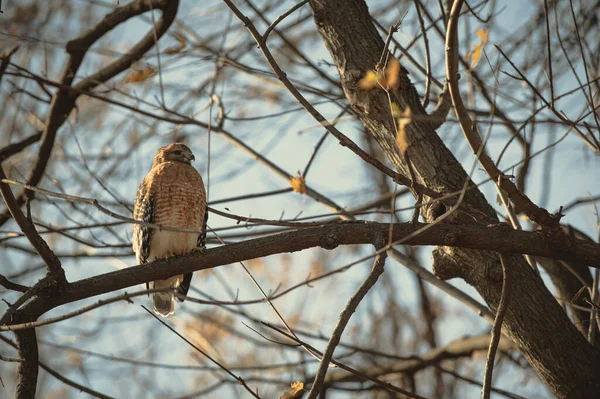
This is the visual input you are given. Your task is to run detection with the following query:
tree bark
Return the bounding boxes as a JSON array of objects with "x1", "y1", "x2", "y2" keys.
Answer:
[
  {"x1": 308, "y1": 0, "x2": 600, "y2": 397},
  {"x1": 14, "y1": 313, "x2": 38, "y2": 399}
]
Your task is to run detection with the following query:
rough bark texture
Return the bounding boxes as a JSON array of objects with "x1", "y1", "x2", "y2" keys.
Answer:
[
  {"x1": 539, "y1": 225, "x2": 600, "y2": 346},
  {"x1": 309, "y1": 0, "x2": 600, "y2": 397},
  {"x1": 14, "y1": 313, "x2": 38, "y2": 399}
]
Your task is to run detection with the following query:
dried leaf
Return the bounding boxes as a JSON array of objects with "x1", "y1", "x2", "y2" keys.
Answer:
[
  {"x1": 124, "y1": 65, "x2": 156, "y2": 83},
  {"x1": 385, "y1": 56, "x2": 401, "y2": 90},
  {"x1": 278, "y1": 381, "x2": 305, "y2": 399},
  {"x1": 290, "y1": 381, "x2": 304, "y2": 392},
  {"x1": 358, "y1": 70, "x2": 380, "y2": 89},
  {"x1": 466, "y1": 29, "x2": 489, "y2": 70},
  {"x1": 173, "y1": 31, "x2": 187, "y2": 44},
  {"x1": 290, "y1": 172, "x2": 306, "y2": 194},
  {"x1": 396, "y1": 107, "x2": 412, "y2": 155},
  {"x1": 390, "y1": 103, "x2": 402, "y2": 118},
  {"x1": 359, "y1": 57, "x2": 402, "y2": 91},
  {"x1": 467, "y1": 44, "x2": 483, "y2": 69},
  {"x1": 476, "y1": 28, "x2": 489, "y2": 44},
  {"x1": 164, "y1": 32, "x2": 187, "y2": 54},
  {"x1": 164, "y1": 42, "x2": 186, "y2": 55}
]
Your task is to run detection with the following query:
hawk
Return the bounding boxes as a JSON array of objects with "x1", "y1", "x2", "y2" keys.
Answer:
[{"x1": 132, "y1": 143, "x2": 207, "y2": 317}]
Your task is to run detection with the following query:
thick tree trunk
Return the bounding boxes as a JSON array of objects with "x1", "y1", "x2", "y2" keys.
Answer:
[{"x1": 309, "y1": 0, "x2": 600, "y2": 397}]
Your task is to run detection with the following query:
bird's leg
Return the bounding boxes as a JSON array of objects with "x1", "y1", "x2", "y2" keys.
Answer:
[{"x1": 191, "y1": 246, "x2": 206, "y2": 254}]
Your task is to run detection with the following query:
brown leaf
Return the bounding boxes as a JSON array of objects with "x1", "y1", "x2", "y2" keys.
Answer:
[
  {"x1": 164, "y1": 32, "x2": 187, "y2": 54},
  {"x1": 124, "y1": 65, "x2": 156, "y2": 83}
]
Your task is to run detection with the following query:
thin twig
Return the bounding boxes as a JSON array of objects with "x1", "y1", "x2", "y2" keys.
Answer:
[
  {"x1": 445, "y1": 0, "x2": 561, "y2": 229},
  {"x1": 0, "y1": 335, "x2": 115, "y2": 399},
  {"x1": 0, "y1": 274, "x2": 29, "y2": 293},
  {"x1": 222, "y1": 0, "x2": 439, "y2": 200},
  {"x1": 543, "y1": 0, "x2": 554, "y2": 107},
  {"x1": 1, "y1": 288, "x2": 172, "y2": 331},
  {"x1": 307, "y1": 239, "x2": 389, "y2": 397},
  {"x1": 263, "y1": 0, "x2": 309, "y2": 41},
  {"x1": 142, "y1": 306, "x2": 261, "y2": 398},
  {"x1": 482, "y1": 254, "x2": 512, "y2": 399},
  {"x1": 495, "y1": 45, "x2": 599, "y2": 153},
  {"x1": 261, "y1": 322, "x2": 428, "y2": 399},
  {"x1": 413, "y1": 0, "x2": 432, "y2": 108},
  {"x1": 0, "y1": 165, "x2": 64, "y2": 280},
  {"x1": 208, "y1": 227, "x2": 323, "y2": 361}
]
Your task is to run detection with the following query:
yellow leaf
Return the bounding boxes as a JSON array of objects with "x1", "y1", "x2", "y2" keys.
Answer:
[
  {"x1": 290, "y1": 172, "x2": 306, "y2": 194},
  {"x1": 290, "y1": 381, "x2": 304, "y2": 393},
  {"x1": 358, "y1": 70, "x2": 380, "y2": 89},
  {"x1": 467, "y1": 44, "x2": 483, "y2": 69},
  {"x1": 124, "y1": 65, "x2": 156, "y2": 83},
  {"x1": 476, "y1": 28, "x2": 488, "y2": 44},
  {"x1": 359, "y1": 57, "x2": 402, "y2": 91},
  {"x1": 390, "y1": 103, "x2": 402, "y2": 118},
  {"x1": 278, "y1": 381, "x2": 305, "y2": 399},
  {"x1": 396, "y1": 107, "x2": 412, "y2": 155},
  {"x1": 385, "y1": 56, "x2": 401, "y2": 90},
  {"x1": 467, "y1": 29, "x2": 489, "y2": 70}
]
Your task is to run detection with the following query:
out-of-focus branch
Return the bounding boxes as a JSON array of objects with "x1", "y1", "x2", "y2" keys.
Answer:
[
  {"x1": 0, "y1": 274, "x2": 29, "y2": 293},
  {"x1": 0, "y1": 133, "x2": 43, "y2": 163},
  {"x1": 0, "y1": 46, "x2": 18, "y2": 83},
  {"x1": 317, "y1": 334, "x2": 515, "y2": 386},
  {"x1": 143, "y1": 306, "x2": 261, "y2": 398},
  {"x1": 0, "y1": 335, "x2": 115, "y2": 399},
  {"x1": 0, "y1": 0, "x2": 180, "y2": 228},
  {"x1": 0, "y1": 165, "x2": 64, "y2": 280}
]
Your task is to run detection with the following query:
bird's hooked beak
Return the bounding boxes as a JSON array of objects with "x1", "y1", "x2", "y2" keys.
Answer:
[{"x1": 187, "y1": 153, "x2": 195, "y2": 162}]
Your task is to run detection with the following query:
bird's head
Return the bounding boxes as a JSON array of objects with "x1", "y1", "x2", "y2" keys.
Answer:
[{"x1": 153, "y1": 143, "x2": 195, "y2": 166}]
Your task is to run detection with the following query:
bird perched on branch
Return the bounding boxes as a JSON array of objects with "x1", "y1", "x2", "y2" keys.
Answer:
[{"x1": 132, "y1": 143, "x2": 207, "y2": 317}]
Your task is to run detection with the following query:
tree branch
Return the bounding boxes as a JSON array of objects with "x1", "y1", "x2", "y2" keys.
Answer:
[
  {"x1": 0, "y1": 164, "x2": 64, "y2": 280},
  {"x1": 307, "y1": 237, "x2": 391, "y2": 398},
  {"x1": 317, "y1": 334, "x2": 515, "y2": 385},
  {"x1": 3, "y1": 220, "x2": 600, "y2": 325},
  {"x1": 0, "y1": 0, "x2": 180, "y2": 227},
  {"x1": 445, "y1": 0, "x2": 560, "y2": 230},
  {"x1": 482, "y1": 254, "x2": 512, "y2": 399},
  {"x1": 13, "y1": 320, "x2": 37, "y2": 399}
]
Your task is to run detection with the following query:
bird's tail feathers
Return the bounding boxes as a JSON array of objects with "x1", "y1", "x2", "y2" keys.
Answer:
[
  {"x1": 152, "y1": 292, "x2": 175, "y2": 317},
  {"x1": 152, "y1": 277, "x2": 181, "y2": 317}
]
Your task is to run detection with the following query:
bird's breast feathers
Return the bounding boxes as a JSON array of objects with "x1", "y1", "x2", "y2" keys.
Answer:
[{"x1": 137, "y1": 161, "x2": 206, "y2": 261}]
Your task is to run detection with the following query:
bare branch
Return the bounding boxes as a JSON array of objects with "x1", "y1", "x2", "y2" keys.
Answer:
[{"x1": 307, "y1": 238, "x2": 391, "y2": 398}]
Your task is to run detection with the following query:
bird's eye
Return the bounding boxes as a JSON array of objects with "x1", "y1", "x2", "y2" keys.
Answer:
[{"x1": 173, "y1": 150, "x2": 182, "y2": 156}]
